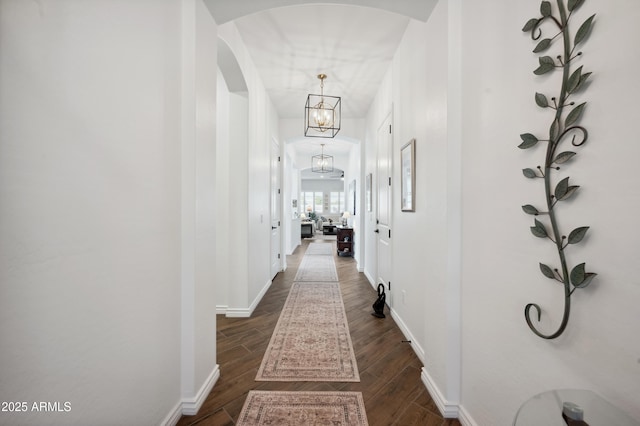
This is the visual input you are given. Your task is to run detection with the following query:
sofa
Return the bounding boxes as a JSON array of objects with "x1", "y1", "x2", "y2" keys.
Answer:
[{"x1": 316, "y1": 215, "x2": 341, "y2": 235}]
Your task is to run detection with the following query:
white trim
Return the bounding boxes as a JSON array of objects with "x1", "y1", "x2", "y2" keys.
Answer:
[
  {"x1": 224, "y1": 307, "x2": 252, "y2": 318},
  {"x1": 225, "y1": 279, "x2": 272, "y2": 318},
  {"x1": 445, "y1": 0, "x2": 463, "y2": 408},
  {"x1": 363, "y1": 269, "x2": 375, "y2": 288},
  {"x1": 389, "y1": 308, "x2": 425, "y2": 363},
  {"x1": 215, "y1": 305, "x2": 228, "y2": 315},
  {"x1": 161, "y1": 401, "x2": 183, "y2": 426},
  {"x1": 457, "y1": 405, "x2": 478, "y2": 426},
  {"x1": 181, "y1": 365, "x2": 221, "y2": 415},
  {"x1": 421, "y1": 367, "x2": 460, "y2": 419}
]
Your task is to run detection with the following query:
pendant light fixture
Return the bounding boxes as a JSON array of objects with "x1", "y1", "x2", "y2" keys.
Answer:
[
  {"x1": 305, "y1": 74, "x2": 341, "y2": 138},
  {"x1": 312, "y1": 143, "x2": 334, "y2": 173}
]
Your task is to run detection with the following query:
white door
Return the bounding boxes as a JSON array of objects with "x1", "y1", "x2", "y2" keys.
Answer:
[
  {"x1": 270, "y1": 139, "x2": 282, "y2": 279},
  {"x1": 376, "y1": 115, "x2": 393, "y2": 306}
]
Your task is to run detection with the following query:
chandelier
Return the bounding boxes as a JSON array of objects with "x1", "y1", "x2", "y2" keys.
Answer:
[
  {"x1": 304, "y1": 74, "x2": 341, "y2": 138},
  {"x1": 312, "y1": 143, "x2": 334, "y2": 173}
]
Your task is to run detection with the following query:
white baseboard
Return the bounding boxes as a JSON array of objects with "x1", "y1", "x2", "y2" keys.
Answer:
[
  {"x1": 181, "y1": 364, "x2": 220, "y2": 416},
  {"x1": 225, "y1": 279, "x2": 272, "y2": 318},
  {"x1": 389, "y1": 308, "x2": 425, "y2": 363},
  {"x1": 161, "y1": 401, "x2": 183, "y2": 426},
  {"x1": 457, "y1": 405, "x2": 478, "y2": 426},
  {"x1": 421, "y1": 367, "x2": 460, "y2": 419},
  {"x1": 215, "y1": 305, "x2": 228, "y2": 315},
  {"x1": 363, "y1": 270, "x2": 375, "y2": 288}
]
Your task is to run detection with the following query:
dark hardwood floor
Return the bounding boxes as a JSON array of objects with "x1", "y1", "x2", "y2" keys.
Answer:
[{"x1": 176, "y1": 237, "x2": 461, "y2": 426}]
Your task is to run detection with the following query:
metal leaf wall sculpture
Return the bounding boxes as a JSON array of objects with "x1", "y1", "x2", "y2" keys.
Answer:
[{"x1": 520, "y1": 0, "x2": 596, "y2": 339}]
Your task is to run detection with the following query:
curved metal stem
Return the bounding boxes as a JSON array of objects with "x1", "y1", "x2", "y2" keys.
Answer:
[{"x1": 525, "y1": 0, "x2": 573, "y2": 339}]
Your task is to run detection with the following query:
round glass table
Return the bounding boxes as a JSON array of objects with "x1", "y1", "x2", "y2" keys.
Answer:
[{"x1": 514, "y1": 389, "x2": 639, "y2": 426}]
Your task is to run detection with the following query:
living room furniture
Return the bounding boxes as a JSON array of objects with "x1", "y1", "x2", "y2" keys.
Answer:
[
  {"x1": 316, "y1": 215, "x2": 340, "y2": 232},
  {"x1": 336, "y1": 227, "x2": 353, "y2": 256},
  {"x1": 322, "y1": 224, "x2": 337, "y2": 235},
  {"x1": 301, "y1": 222, "x2": 314, "y2": 238}
]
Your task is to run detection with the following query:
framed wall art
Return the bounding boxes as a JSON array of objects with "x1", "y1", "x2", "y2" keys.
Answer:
[
  {"x1": 401, "y1": 139, "x2": 415, "y2": 212},
  {"x1": 365, "y1": 173, "x2": 372, "y2": 212}
]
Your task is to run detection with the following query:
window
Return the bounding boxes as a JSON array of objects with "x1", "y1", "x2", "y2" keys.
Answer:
[
  {"x1": 330, "y1": 191, "x2": 345, "y2": 214},
  {"x1": 301, "y1": 191, "x2": 324, "y2": 214}
]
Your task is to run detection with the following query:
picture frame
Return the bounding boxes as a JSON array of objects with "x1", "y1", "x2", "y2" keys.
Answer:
[
  {"x1": 349, "y1": 179, "x2": 356, "y2": 215},
  {"x1": 365, "y1": 173, "x2": 372, "y2": 212},
  {"x1": 401, "y1": 139, "x2": 416, "y2": 212}
]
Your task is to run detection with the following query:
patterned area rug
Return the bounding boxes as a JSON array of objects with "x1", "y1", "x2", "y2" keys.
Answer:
[
  {"x1": 255, "y1": 282, "x2": 360, "y2": 381},
  {"x1": 304, "y1": 242, "x2": 334, "y2": 255},
  {"x1": 293, "y1": 253, "x2": 338, "y2": 281},
  {"x1": 237, "y1": 391, "x2": 369, "y2": 426},
  {"x1": 313, "y1": 234, "x2": 337, "y2": 241}
]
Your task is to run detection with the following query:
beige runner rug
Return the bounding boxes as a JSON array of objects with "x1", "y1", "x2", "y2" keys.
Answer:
[
  {"x1": 293, "y1": 243, "x2": 338, "y2": 281},
  {"x1": 304, "y1": 241, "x2": 334, "y2": 255},
  {"x1": 255, "y1": 281, "x2": 360, "y2": 382},
  {"x1": 237, "y1": 390, "x2": 369, "y2": 426}
]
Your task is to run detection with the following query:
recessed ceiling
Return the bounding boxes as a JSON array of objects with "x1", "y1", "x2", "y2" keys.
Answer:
[
  {"x1": 207, "y1": 0, "x2": 438, "y2": 167},
  {"x1": 232, "y1": 4, "x2": 411, "y2": 119}
]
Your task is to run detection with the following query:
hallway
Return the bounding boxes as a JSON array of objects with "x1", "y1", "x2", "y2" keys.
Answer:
[{"x1": 177, "y1": 238, "x2": 460, "y2": 426}]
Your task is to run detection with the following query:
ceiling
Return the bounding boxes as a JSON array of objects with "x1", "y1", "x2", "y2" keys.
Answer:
[
  {"x1": 232, "y1": 5, "x2": 410, "y2": 120},
  {"x1": 206, "y1": 0, "x2": 438, "y2": 174},
  {"x1": 208, "y1": 0, "x2": 437, "y2": 120}
]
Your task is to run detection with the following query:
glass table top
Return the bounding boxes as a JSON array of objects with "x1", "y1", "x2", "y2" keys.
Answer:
[{"x1": 514, "y1": 389, "x2": 639, "y2": 426}]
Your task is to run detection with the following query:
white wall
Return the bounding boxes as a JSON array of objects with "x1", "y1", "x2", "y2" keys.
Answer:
[
  {"x1": 460, "y1": 0, "x2": 640, "y2": 424},
  {"x1": 217, "y1": 22, "x2": 280, "y2": 316},
  {"x1": 284, "y1": 152, "x2": 301, "y2": 256},
  {"x1": 215, "y1": 69, "x2": 231, "y2": 311},
  {"x1": 0, "y1": 0, "x2": 190, "y2": 424},
  {"x1": 215, "y1": 69, "x2": 250, "y2": 314},
  {"x1": 180, "y1": 0, "x2": 219, "y2": 412},
  {"x1": 362, "y1": 0, "x2": 459, "y2": 413},
  {"x1": 364, "y1": 0, "x2": 640, "y2": 424}
]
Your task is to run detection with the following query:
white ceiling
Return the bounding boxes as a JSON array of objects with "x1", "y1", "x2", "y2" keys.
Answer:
[
  {"x1": 232, "y1": 5, "x2": 410, "y2": 119},
  {"x1": 206, "y1": 0, "x2": 438, "y2": 173},
  {"x1": 208, "y1": 0, "x2": 438, "y2": 120}
]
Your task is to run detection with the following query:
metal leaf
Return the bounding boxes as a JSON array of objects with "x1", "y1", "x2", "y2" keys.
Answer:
[
  {"x1": 575, "y1": 14, "x2": 596, "y2": 46},
  {"x1": 565, "y1": 102, "x2": 586, "y2": 127},
  {"x1": 570, "y1": 263, "x2": 586, "y2": 285},
  {"x1": 539, "y1": 263, "x2": 556, "y2": 279},
  {"x1": 518, "y1": 133, "x2": 539, "y2": 149},
  {"x1": 550, "y1": 120, "x2": 559, "y2": 140},
  {"x1": 522, "y1": 204, "x2": 540, "y2": 215},
  {"x1": 574, "y1": 72, "x2": 592, "y2": 93},
  {"x1": 554, "y1": 177, "x2": 570, "y2": 199},
  {"x1": 553, "y1": 151, "x2": 576, "y2": 164},
  {"x1": 568, "y1": 226, "x2": 589, "y2": 244},
  {"x1": 530, "y1": 219, "x2": 548, "y2": 238},
  {"x1": 523, "y1": 168, "x2": 538, "y2": 178},
  {"x1": 570, "y1": 263, "x2": 596, "y2": 288},
  {"x1": 558, "y1": 185, "x2": 580, "y2": 201},
  {"x1": 533, "y1": 38, "x2": 552, "y2": 53},
  {"x1": 535, "y1": 92, "x2": 549, "y2": 108},
  {"x1": 522, "y1": 18, "x2": 538, "y2": 32},
  {"x1": 574, "y1": 272, "x2": 597, "y2": 288},
  {"x1": 534, "y1": 56, "x2": 555, "y2": 75},
  {"x1": 540, "y1": 1, "x2": 552, "y2": 17},
  {"x1": 567, "y1": 66, "x2": 583, "y2": 93},
  {"x1": 568, "y1": 0, "x2": 585, "y2": 12}
]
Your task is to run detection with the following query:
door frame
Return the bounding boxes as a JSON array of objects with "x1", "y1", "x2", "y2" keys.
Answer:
[
  {"x1": 375, "y1": 112, "x2": 393, "y2": 307},
  {"x1": 270, "y1": 137, "x2": 282, "y2": 279}
]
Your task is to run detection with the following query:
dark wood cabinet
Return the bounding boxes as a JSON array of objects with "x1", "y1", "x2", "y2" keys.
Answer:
[
  {"x1": 336, "y1": 227, "x2": 354, "y2": 257},
  {"x1": 301, "y1": 222, "x2": 314, "y2": 238}
]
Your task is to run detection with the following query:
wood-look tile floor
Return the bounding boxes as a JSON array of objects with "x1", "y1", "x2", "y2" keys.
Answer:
[{"x1": 176, "y1": 238, "x2": 461, "y2": 426}]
